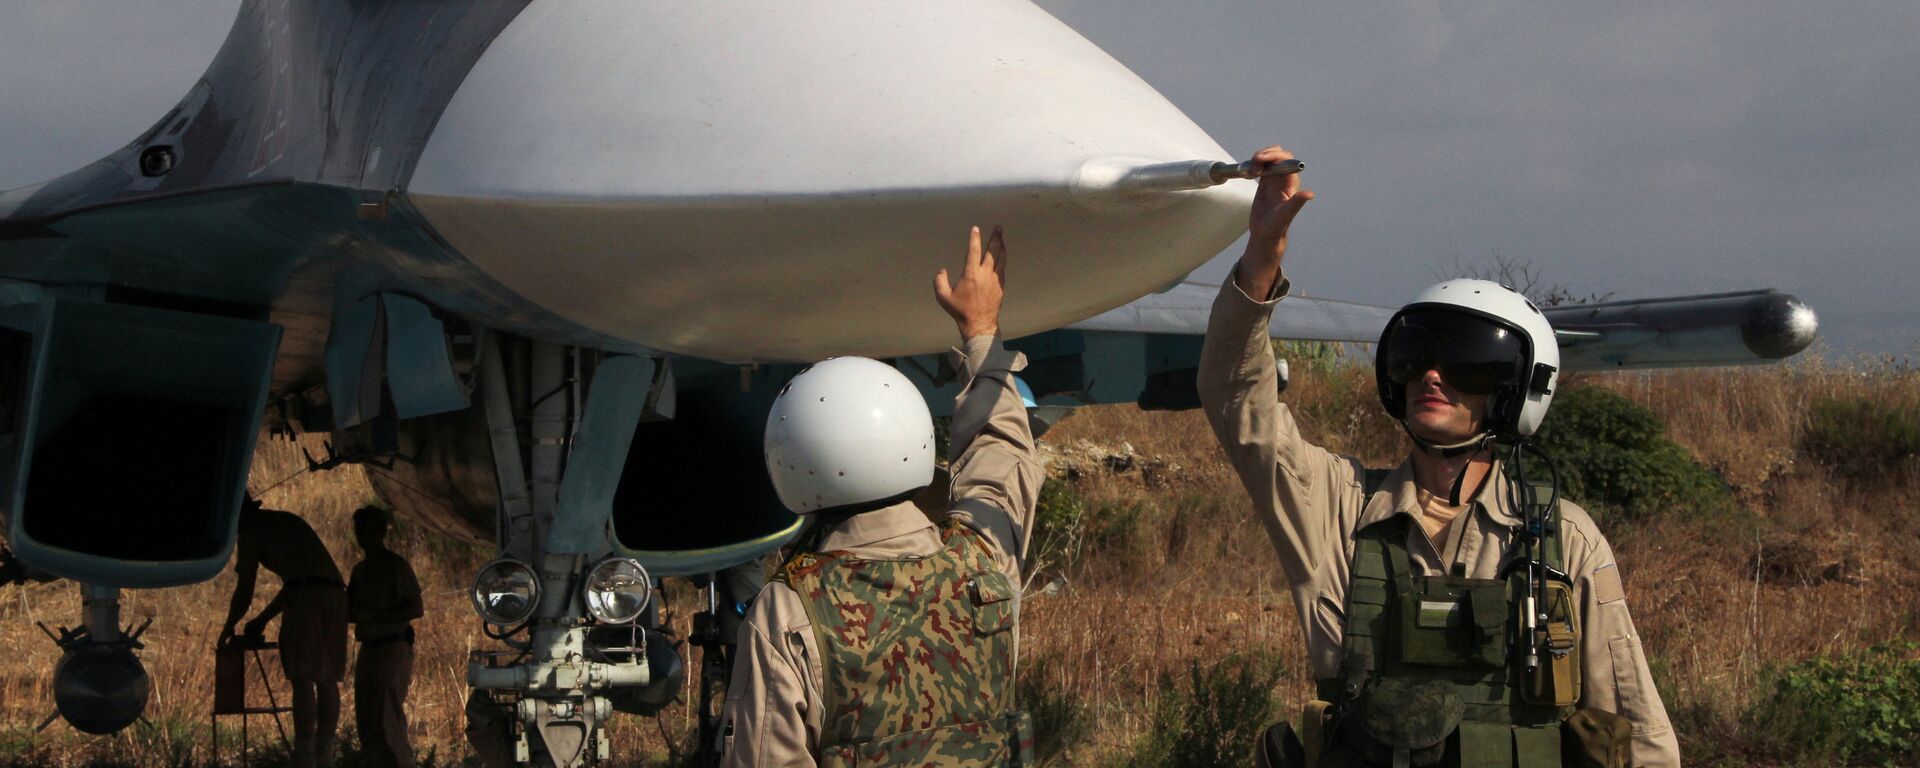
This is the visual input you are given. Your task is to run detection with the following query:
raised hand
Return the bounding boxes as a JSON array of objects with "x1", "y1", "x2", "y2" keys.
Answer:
[
  {"x1": 1239, "y1": 144, "x2": 1314, "y2": 297},
  {"x1": 934, "y1": 225, "x2": 1007, "y2": 341},
  {"x1": 1247, "y1": 145, "x2": 1313, "y2": 252}
]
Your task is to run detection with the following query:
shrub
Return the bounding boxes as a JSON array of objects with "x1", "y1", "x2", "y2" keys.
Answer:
[
  {"x1": 1086, "y1": 500, "x2": 1148, "y2": 560},
  {"x1": 1274, "y1": 340, "x2": 1343, "y2": 376},
  {"x1": 1020, "y1": 654, "x2": 1092, "y2": 766},
  {"x1": 1800, "y1": 396, "x2": 1920, "y2": 482},
  {"x1": 932, "y1": 415, "x2": 953, "y2": 461},
  {"x1": 1028, "y1": 477, "x2": 1088, "y2": 578},
  {"x1": 1531, "y1": 387, "x2": 1734, "y2": 522},
  {"x1": 1746, "y1": 644, "x2": 1920, "y2": 766},
  {"x1": 1121, "y1": 653, "x2": 1283, "y2": 768}
]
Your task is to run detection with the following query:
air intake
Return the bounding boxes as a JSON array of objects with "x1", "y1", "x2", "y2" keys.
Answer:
[{"x1": 4, "y1": 300, "x2": 280, "y2": 588}]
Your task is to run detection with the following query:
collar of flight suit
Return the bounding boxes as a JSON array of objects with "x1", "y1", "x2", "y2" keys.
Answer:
[
  {"x1": 816, "y1": 499, "x2": 943, "y2": 559},
  {"x1": 1356, "y1": 457, "x2": 1527, "y2": 534}
]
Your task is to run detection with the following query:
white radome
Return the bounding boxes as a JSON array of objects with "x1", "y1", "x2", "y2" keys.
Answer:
[{"x1": 410, "y1": 0, "x2": 1253, "y2": 361}]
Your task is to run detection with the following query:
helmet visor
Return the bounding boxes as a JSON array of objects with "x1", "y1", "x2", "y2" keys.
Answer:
[{"x1": 1382, "y1": 309, "x2": 1528, "y2": 396}]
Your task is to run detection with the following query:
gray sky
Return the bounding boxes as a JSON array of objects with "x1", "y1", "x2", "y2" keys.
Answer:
[{"x1": 4, "y1": 1, "x2": 1916, "y2": 358}]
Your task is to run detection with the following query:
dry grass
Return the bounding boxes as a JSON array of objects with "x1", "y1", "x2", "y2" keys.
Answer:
[
  {"x1": 4, "y1": 358, "x2": 1917, "y2": 766},
  {"x1": 1027, "y1": 359, "x2": 1920, "y2": 767},
  {"x1": 1568, "y1": 363, "x2": 1920, "y2": 765}
]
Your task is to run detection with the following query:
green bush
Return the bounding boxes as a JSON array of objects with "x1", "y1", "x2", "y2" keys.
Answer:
[
  {"x1": 1020, "y1": 654, "x2": 1093, "y2": 766},
  {"x1": 1032, "y1": 482, "x2": 1156, "y2": 580},
  {"x1": 1746, "y1": 644, "x2": 1920, "y2": 766},
  {"x1": 1120, "y1": 653, "x2": 1283, "y2": 768},
  {"x1": 1274, "y1": 340, "x2": 1343, "y2": 376},
  {"x1": 1531, "y1": 387, "x2": 1734, "y2": 522},
  {"x1": 932, "y1": 415, "x2": 953, "y2": 461},
  {"x1": 1800, "y1": 396, "x2": 1920, "y2": 482},
  {"x1": 1028, "y1": 477, "x2": 1088, "y2": 576},
  {"x1": 1086, "y1": 500, "x2": 1148, "y2": 560}
]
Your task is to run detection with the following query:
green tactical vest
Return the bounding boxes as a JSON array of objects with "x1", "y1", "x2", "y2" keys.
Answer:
[
  {"x1": 775, "y1": 520, "x2": 1033, "y2": 768},
  {"x1": 1314, "y1": 469, "x2": 1575, "y2": 768}
]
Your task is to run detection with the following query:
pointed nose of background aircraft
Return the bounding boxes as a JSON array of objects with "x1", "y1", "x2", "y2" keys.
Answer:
[{"x1": 409, "y1": 0, "x2": 1253, "y2": 362}]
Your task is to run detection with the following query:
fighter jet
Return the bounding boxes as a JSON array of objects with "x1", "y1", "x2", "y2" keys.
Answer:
[{"x1": 0, "y1": 0, "x2": 1815, "y2": 764}]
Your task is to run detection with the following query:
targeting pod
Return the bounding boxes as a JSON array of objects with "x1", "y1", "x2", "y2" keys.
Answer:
[{"x1": 1548, "y1": 290, "x2": 1819, "y2": 371}]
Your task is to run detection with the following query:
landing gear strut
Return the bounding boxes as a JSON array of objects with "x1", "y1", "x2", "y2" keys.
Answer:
[{"x1": 462, "y1": 335, "x2": 658, "y2": 767}]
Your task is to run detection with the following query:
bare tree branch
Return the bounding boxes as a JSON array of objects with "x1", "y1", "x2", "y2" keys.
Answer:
[{"x1": 1439, "y1": 249, "x2": 1613, "y2": 307}]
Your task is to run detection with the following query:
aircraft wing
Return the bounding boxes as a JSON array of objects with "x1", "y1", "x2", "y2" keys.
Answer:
[
  {"x1": 1066, "y1": 280, "x2": 1396, "y2": 342},
  {"x1": 893, "y1": 280, "x2": 1397, "y2": 416},
  {"x1": 959, "y1": 281, "x2": 1819, "y2": 416},
  {"x1": 1063, "y1": 281, "x2": 1821, "y2": 372}
]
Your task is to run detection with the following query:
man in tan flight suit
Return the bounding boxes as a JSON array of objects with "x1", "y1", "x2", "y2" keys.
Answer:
[
  {"x1": 222, "y1": 498, "x2": 349, "y2": 768},
  {"x1": 719, "y1": 226, "x2": 1041, "y2": 767},
  {"x1": 347, "y1": 505, "x2": 424, "y2": 768},
  {"x1": 1196, "y1": 145, "x2": 1680, "y2": 766}
]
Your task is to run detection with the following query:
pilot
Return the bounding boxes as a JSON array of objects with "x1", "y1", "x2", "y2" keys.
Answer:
[
  {"x1": 1196, "y1": 146, "x2": 1680, "y2": 767},
  {"x1": 347, "y1": 505, "x2": 424, "y2": 768},
  {"x1": 221, "y1": 497, "x2": 349, "y2": 768},
  {"x1": 719, "y1": 226, "x2": 1040, "y2": 767}
]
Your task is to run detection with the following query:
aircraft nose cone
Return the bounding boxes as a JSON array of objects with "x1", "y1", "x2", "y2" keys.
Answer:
[{"x1": 410, "y1": 1, "x2": 1253, "y2": 361}]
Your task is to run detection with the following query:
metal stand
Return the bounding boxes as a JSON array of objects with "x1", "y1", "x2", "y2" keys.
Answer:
[
  {"x1": 691, "y1": 581, "x2": 732, "y2": 768},
  {"x1": 211, "y1": 641, "x2": 293, "y2": 767}
]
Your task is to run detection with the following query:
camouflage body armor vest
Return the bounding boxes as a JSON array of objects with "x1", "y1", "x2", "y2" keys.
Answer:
[
  {"x1": 1314, "y1": 471, "x2": 1579, "y2": 768},
  {"x1": 775, "y1": 520, "x2": 1033, "y2": 767}
]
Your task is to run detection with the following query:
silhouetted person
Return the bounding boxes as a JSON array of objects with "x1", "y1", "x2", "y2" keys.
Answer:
[
  {"x1": 222, "y1": 497, "x2": 347, "y2": 768},
  {"x1": 348, "y1": 506, "x2": 423, "y2": 768}
]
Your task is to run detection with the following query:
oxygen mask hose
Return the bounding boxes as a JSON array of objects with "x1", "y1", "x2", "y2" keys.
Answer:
[
  {"x1": 1447, "y1": 439, "x2": 1496, "y2": 506},
  {"x1": 1506, "y1": 440, "x2": 1565, "y2": 672}
]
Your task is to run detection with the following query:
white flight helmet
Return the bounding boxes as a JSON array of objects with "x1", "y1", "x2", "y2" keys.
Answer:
[
  {"x1": 764, "y1": 357, "x2": 937, "y2": 514},
  {"x1": 1375, "y1": 279, "x2": 1561, "y2": 440}
]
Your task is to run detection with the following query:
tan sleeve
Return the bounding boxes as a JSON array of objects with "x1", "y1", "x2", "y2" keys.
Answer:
[
  {"x1": 1194, "y1": 273, "x2": 1364, "y2": 590},
  {"x1": 719, "y1": 584, "x2": 822, "y2": 768},
  {"x1": 945, "y1": 335, "x2": 1042, "y2": 583},
  {"x1": 1565, "y1": 513, "x2": 1680, "y2": 767}
]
